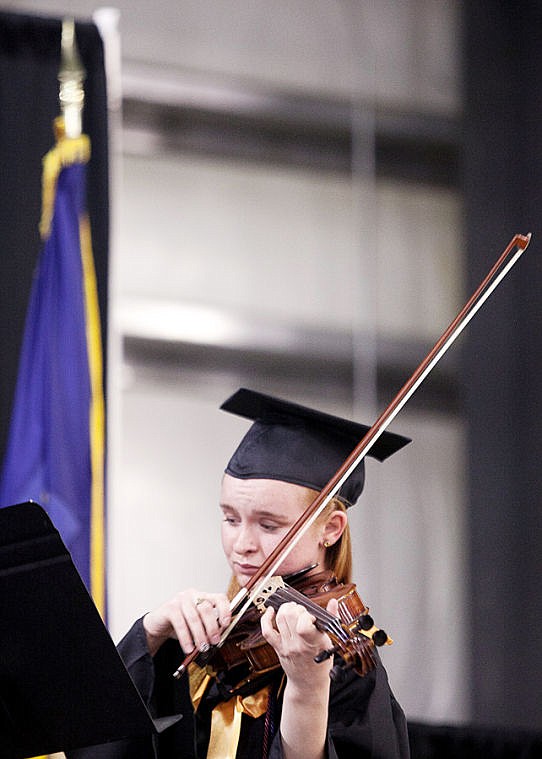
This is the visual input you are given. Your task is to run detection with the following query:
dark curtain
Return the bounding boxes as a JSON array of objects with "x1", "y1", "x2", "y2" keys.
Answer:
[
  {"x1": 408, "y1": 722, "x2": 542, "y2": 759},
  {"x1": 463, "y1": 1, "x2": 542, "y2": 733},
  {"x1": 0, "y1": 10, "x2": 108, "y2": 464}
]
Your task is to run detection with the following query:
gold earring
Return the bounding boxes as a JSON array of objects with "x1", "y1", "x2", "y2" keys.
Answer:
[{"x1": 323, "y1": 540, "x2": 331, "y2": 548}]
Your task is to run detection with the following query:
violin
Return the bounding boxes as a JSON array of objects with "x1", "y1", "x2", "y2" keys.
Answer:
[
  {"x1": 188, "y1": 568, "x2": 390, "y2": 695},
  {"x1": 173, "y1": 233, "x2": 531, "y2": 690}
]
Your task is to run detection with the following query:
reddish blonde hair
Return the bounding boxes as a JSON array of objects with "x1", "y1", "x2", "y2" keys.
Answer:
[{"x1": 318, "y1": 496, "x2": 352, "y2": 584}]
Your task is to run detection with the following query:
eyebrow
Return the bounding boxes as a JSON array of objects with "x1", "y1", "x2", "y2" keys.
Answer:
[{"x1": 220, "y1": 504, "x2": 291, "y2": 522}]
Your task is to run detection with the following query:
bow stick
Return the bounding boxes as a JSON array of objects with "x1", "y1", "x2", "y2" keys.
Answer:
[{"x1": 174, "y1": 232, "x2": 531, "y2": 680}]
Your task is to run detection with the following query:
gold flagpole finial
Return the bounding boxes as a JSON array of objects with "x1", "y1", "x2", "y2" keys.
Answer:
[{"x1": 58, "y1": 18, "x2": 86, "y2": 139}]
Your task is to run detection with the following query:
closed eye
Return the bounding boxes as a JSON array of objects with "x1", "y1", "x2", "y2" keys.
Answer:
[{"x1": 259, "y1": 522, "x2": 283, "y2": 532}]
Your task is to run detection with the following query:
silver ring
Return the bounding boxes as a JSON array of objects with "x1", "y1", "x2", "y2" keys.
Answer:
[{"x1": 195, "y1": 597, "x2": 209, "y2": 606}]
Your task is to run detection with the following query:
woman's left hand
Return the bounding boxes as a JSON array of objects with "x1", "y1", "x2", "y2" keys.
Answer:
[{"x1": 260, "y1": 597, "x2": 339, "y2": 691}]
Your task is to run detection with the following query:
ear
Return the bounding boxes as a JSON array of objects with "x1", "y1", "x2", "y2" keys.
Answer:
[{"x1": 322, "y1": 509, "x2": 348, "y2": 547}]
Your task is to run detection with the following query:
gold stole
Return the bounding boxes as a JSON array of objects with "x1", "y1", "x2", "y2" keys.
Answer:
[{"x1": 189, "y1": 664, "x2": 270, "y2": 759}]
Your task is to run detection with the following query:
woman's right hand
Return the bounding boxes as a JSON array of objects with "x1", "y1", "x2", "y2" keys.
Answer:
[{"x1": 143, "y1": 589, "x2": 231, "y2": 656}]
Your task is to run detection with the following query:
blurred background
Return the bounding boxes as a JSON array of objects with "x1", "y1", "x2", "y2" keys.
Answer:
[{"x1": 1, "y1": 0, "x2": 540, "y2": 747}]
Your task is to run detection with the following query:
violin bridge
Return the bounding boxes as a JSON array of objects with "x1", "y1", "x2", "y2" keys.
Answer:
[{"x1": 249, "y1": 576, "x2": 286, "y2": 613}]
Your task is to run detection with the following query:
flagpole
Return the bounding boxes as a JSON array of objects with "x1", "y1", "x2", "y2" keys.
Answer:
[
  {"x1": 58, "y1": 18, "x2": 85, "y2": 139},
  {"x1": 52, "y1": 23, "x2": 96, "y2": 759},
  {"x1": 36, "y1": 18, "x2": 87, "y2": 759}
]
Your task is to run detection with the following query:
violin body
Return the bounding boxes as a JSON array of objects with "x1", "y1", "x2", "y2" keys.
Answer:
[{"x1": 195, "y1": 569, "x2": 389, "y2": 694}]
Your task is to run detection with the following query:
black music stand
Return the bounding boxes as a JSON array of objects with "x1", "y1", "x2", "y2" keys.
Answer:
[{"x1": 0, "y1": 501, "x2": 179, "y2": 758}]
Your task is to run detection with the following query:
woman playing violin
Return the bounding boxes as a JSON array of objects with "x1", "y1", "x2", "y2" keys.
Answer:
[{"x1": 69, "y1": 388, "x2": 410, "y2": 759}]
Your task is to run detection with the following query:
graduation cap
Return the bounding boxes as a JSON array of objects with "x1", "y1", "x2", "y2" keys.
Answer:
[{"x1": 221, "y1": 388, "x2": 411, "y2": 505}]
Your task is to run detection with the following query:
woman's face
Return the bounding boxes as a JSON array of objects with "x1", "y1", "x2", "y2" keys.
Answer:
[{"x1": 220, "y1": 473, "x2": 326, "y2": 587}]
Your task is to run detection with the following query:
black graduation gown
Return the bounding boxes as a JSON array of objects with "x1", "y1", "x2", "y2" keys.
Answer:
[{"x1": 67, "y1": 617, "x2": 410, "y2": 759}]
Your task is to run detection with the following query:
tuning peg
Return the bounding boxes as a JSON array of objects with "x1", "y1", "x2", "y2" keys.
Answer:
[
  {"x1": 372, "y1": 629, "x2": 389, "y2": 647},
  {"x1": 355, "y1": 614, "x2": 391, "y2": 646},
  {"x1": 313, "y1": 645, "x2": 338, "y2": 664},
  {"x1": 356, "y1": 614, "x2": 374, "y2": 632}
]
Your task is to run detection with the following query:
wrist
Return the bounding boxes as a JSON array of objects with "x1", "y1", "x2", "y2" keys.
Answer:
[
  {"x1": 284, "y1": 673, "x2": 331, "y2": 705},
  {"x1": 143, "y1": 612, "x2": 170, "y2": 656}
]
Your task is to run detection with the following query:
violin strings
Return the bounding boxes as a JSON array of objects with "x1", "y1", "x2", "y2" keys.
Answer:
[{"x1": 272, "y1": 585, "x2": 348, "y2": 642}]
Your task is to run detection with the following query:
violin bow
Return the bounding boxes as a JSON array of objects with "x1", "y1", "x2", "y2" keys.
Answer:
[{"x1": 174, "y1": 232, "x2": 531, "y2": 680}]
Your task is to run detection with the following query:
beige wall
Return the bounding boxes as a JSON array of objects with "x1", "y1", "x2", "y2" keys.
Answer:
[{"x1": 6, "y1": 0, "x2": 466, "y2": 724}]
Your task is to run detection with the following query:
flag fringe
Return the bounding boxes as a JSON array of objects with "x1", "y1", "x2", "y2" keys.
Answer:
[
  {"x1": 80, "y1": 214, "x2": 106, "y2": 618},
  {"x1": 40, "y1": 117, "x2": 91, "y2": 239}
]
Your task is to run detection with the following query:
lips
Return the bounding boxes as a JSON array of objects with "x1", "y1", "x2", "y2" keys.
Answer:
[{"x1": 234, "y1": 562, "x2": 259, "y2": 576}]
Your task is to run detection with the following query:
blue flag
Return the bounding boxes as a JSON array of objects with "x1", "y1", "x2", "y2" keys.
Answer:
[{"x1": 0, "y1": 133, "x2": 106, "y2": 616}]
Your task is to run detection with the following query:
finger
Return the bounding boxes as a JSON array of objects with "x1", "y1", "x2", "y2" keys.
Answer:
[
  {"x1": 184, "y1": 597, "x2": 224, "y2": 649},
  {"x1": 195, "y1": 593, "x2": 232, "y2": 643},
  {"x1": 208, "y1": 593, "x2": 232, "y2": 630},
  {"x1": 169, "y1": 603, "x2": 200, "y2": 654},
  {"x1": 275, "y1": 602, "x2": 314, "y2": 639},
  {"x1": 200, "y1": 602, "x2": 225, "y2": 645},
  {"x1": 169, "y1": 593, "x2": 214, "y2": 653},
  {"x1": 260, "y1": 606, "x2": 280, "y2": 647},
  {"x1": 326, "y1": 597, "x2": 339, "y2": 618},
  {"x1": 275, "y1": 602, "x2": 334, "y2": 655}
]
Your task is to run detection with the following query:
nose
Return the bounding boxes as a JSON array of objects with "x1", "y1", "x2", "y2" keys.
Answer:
[{"x1": 233, "y1": 523, "x2": 258, "y2": 556}]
